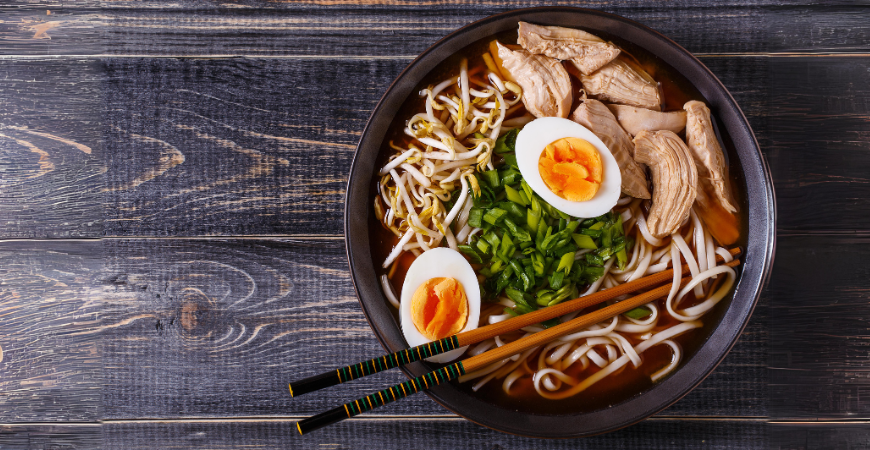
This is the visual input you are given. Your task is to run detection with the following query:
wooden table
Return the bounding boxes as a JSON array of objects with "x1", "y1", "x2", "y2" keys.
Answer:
[{"x1": 0, "y1": 2, "x2": 868, "y2": 448}]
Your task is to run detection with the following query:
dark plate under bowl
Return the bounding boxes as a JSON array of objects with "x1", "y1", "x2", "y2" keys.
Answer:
[{"x1": 344, "y1": 7, "x2": 775, "y2": 438}]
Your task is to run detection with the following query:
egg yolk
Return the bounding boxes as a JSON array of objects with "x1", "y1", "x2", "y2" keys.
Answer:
[
  {"x1": 538, "y1": 137, "x2": 603, "y2": 202},
  {"x1": 410, "y1": 277, "x2": 469, "y2": 340}
]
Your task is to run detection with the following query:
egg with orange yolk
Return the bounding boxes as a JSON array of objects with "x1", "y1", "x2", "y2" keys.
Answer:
[
  {"x1": 515, "y1": 117, "x2": 622, "y2": 218},
  {"x1": 400, "y1": 248, "x2": 481, "y2": 363}
]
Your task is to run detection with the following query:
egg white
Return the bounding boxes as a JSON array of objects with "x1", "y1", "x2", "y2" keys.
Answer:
[
  {"x1": 399, "y1": 247, "x2": 481, "y2": 363},
  {"x1": 515, "y1": 117, "x2": 622, "y2": 218}
]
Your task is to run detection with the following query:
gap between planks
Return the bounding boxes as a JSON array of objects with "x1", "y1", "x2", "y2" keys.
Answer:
[{"x1": 1, "y1": 52, "x2": 870, "y2": 60}]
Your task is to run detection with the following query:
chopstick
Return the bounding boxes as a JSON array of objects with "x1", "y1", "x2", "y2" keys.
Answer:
[
  {"x1": 289, "y1": 247, "x2": 740, "y2": 397},
  {"x1": 296, "y1": 257, "x2": 741, "y2": 435}
]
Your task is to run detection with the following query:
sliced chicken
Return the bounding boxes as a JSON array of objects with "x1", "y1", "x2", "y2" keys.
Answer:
[
  {"x1": 571, "y1": 98, "x2": 651, "y2": 199},
  {"x1": 497, "y1": 42, "x2": 572, "y2": 119},
  {"x1": 517, "y1": 22, "x2": 620, "y2": 75},
  {"x1": 606, "y1": 104, "x2": 687, "y2": 136},
  {"x1": 633, "y1": 130, "x2": 698, "y2": 238},
  {"x1": 580, "y1": 59, "x2": 661, "y2": 110},
  {"x1": 684, "y1": 100, "x2": 737, "y2": 213}
]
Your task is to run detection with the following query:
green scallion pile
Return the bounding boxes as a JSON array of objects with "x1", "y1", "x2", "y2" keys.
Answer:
[{"x1": 456, "y1": 129, "x2": 637, "y2": 326}]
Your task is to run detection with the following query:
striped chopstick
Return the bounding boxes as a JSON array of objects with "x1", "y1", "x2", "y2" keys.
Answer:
[
  {"x1": 295, "y1": 257, "x2": 741, "y2": 435},
  {"x1": 289, "y1": 247, "x2": 740, "y2": 397}
]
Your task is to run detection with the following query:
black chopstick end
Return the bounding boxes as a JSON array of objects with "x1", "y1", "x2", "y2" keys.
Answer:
[
  {"x1": 297, "y1": 407, "x2": 349, "y2": 435},
  {"x1": 289, "y1": 371, "x2": 342, "y2": 397}
]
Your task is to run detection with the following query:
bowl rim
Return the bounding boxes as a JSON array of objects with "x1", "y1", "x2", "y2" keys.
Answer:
[{"x1": 344, "y1": 6, "x2": 776, "y2": 438}]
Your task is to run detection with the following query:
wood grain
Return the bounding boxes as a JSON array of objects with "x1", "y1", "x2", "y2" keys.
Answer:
[
  {"x1": 0, "y1": 241, "x2": 103, "y2": 422},
  {"x1": 101, "y1": 419, "x2": 767, "y2": 449},
  {"x1": 97, "y1": 238, "x2": 764, "y2": 419},
  {"x1": 2, "y1": 55, "x2": 867, "y2": 239},
  {"x1": 0, "y1": 238, "x2": 765, "y2": 422},
  {"x1": 0, "y1": 59, "x2": 103, "y2": 238},
  {"x1": 0, "y1": 424, "x2": 101, "y2": 450},
  {"x1": 771, "y1": 423, "x2": 870, "y2": 450},
  {"x1": 101, "y1": 57, "x2": 361, "y2": 237},
  {"x1": 0, "y1": 2, "x2": 868, "y2": 447},
  {"x1": 104, "y1": 6, "x2": 870, "y2": 57},
  {"x1": 1, "y1": 6, "x2": 869, "y2": 57},
  {"x1": 768, "y1": 57, "x2": 870, "y2": 234},
  {"x1": 3, "y1": 55, "x2": 866, "y2": 238},
  {"x1": 768, "y1": 235, "x2": 870, "y2": 420},
  {"x1": 98, "y1": 56, "x2": 768, "y2": 237}
]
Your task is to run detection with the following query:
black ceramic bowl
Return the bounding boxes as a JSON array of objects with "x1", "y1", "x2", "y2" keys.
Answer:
[{"x1": 344, "y1": 7, "x2": 775, "y2": 438}]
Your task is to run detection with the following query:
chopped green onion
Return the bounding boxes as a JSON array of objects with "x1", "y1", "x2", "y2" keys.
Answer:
[
  {"x1": 503, "y1": 218, "x2": 532, "y2": 242},
  {"x1": 624, "y1": 306, "x2": 652, "y2": 320},
  {"x1": 483, "y1": 231, "x2": 501, "y2": 249},
  {"x1": 483, "y1": 208, "x2": 507, "y2": 225},
  {"x1": 504, "y1": 185, "x2": 528, "y2": 206},
  {"x1": 527, "y1": 208, "x2": 541, "y2": 234},
  {"x1": 458, "y1": 245, "x2": 484, "y2": 264},
  {"x1": 475, "y1": 239, "x2": 491, "y2": 255},
  {"x1": 468, "y1": 208, "x2": 484, "y2": 228},
  {"x1": 504, "y1": 287, "x2": 528, "y2": 306},
  {"x1": 532, "y1": 252, "x2": 546, "y2": 276},
  {"x1": 500, "y1": 168, "x2": 522, "y2": 186},
  {"x1": 616, "y1": 248, "x2": 628, "y2": 270},
  {"x1": 494, "y1": 128, "x2": 518, "y2": 154},
  {"x1": 540, "y1": 318, "x2": 560, "y2": 328},
  {"x1": 518, "y1": 190, "x2": 531, "y2": 206},
  {"x1": 602, "y1": 226, "x2": 613, "y2": 248},
  {"x1": 536, "y1": 292, "x2": 554, "y2": 306},
  {"x1": 497, "y1": 201, "x2": 526, "y2": 221},
  {"x1": 481, "y1": 169, "x2": 500, "y2": 188},
  {"x1": 548, "y1": 271, "x2": 565, "y2": 290},
  {"x1": 557, "y1": 252, "x2": 575, "y2": 274},
  {"x1": 572, "y1": 233, "x2": 598, "y2": 249},
  {"x1": 490, "y1": 259, "x2": 504, "y2": 273},
  {"x1": 582, "y1": 266, "x2": 605, "y2": 283},
  {"x1": 500, "y1": 233, "x2": 515, "y2": 259},
  {"x1": 586, "y1": 253, "x2": 605, "y2": 266},
  {"x1": 580, "y1": 228, "x2": 602, "y2": 238}
]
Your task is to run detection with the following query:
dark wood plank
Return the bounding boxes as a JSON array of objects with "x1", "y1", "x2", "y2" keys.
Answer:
[
  {"x1": 771, "y1": 423, "x2": 870, "y2": 450},
  {"x1": 0, "y1": 7, "x2": 101, "y2": 56},
  {"x1": 768, "y1": 235, "x2": 870, "y2": 420},
  {"x1": 86, "y1": 7, "x2": 859, "y2": 57},
  {"x1": 0, "y1": 241, "x2": 103, "y2": 422},
  {"x1": 4, "y1": 56, "x2": 867, "y2": 238},
  {"x1": 99, "y1": 56, "x2": 768, "y2": 237},
  {"x1": 0, "y1": 59, "x2": 103, "y2": 238},
  {"x1": 97, "y1": 238, "x2": 764, "y2": 419},
  {"x1": 768, "y1": 57, "x2": 870, "y2": 234},
  {"x1": 0, "y1": 424, "x2": 101, "y2": 449},
  {"x1": 101, "y1": 57, "x2": 363, "y2": 237},
  {"x1": 102, "y1": 419, "x2": 767, "y2": 449},
  {"x1": 0, "y1": 238, "x2": 764, "y2": 421},
  {"x1": 1, "y1": 5, "x2": 869, "y2": 57}
]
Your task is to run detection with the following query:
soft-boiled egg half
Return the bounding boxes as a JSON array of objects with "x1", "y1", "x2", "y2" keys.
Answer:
[
  {"x1": 400, "y1": 247, "x2": 481, "y2": 363},
  {"x1": 516, "y1": 117, "x2": 622, "y2": 218}
]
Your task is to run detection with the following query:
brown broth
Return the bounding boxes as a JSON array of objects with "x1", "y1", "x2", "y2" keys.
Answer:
[{"x1": 366, "y1": 27, "x2": 748, "y2": 416}]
